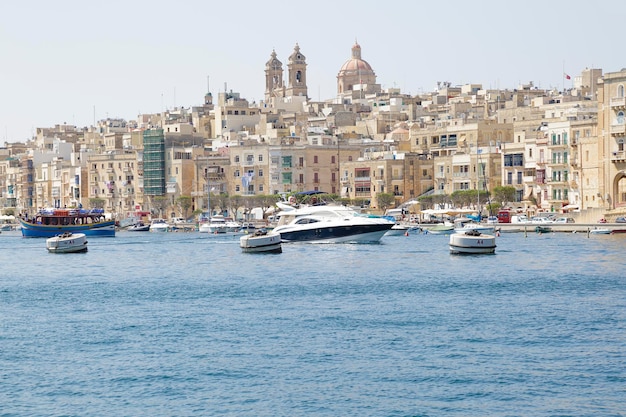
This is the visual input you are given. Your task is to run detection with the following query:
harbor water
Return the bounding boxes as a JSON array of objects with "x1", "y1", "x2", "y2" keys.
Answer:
[{"x1": 1, "y1": 229, "x2": 625, "y2": 416}]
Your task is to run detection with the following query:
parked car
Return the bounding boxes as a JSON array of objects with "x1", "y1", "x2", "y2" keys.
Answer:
[
  {"x1": 531, "y1": 216, "x2": 554, "y2": 224},
  {"x1": 615, "y1": 217, "x2": 626, "y2": 223},
  {"x1": 555, "y1": 217, "x2": 575, "y2": 224}
]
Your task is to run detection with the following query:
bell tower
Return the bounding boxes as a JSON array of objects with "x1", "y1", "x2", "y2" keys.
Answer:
[
  {"x1": 265, "y1": 49, "x2": 284, "y2": 101},
  {"x1": 286, "y1": 43, "x2": 308, "y2": 98}
]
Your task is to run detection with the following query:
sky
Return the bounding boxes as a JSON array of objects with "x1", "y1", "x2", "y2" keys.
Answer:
[{"x1": 2, "y1": 0, "x2": 625, "y2": 142}]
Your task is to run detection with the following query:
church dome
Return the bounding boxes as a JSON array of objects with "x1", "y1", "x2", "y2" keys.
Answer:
[{"x1": 337, "y1": 42, "x2": 375, "y2": 78}]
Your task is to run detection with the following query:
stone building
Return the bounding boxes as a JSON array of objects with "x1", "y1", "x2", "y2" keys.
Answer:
[{"x1": 597, "y1": 68, "x2": 626, "y2": 213}]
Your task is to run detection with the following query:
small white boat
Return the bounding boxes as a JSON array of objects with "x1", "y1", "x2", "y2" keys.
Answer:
[
  {"x1": 240, "y1": 229, "x2": 282, "y2": 253},
  {"x1": 385, "y1": 223, "x2": 411, "y2": 236},
  {"x1": 149, "y1": 219, "x2": 169, "y2": 232},
  {"x1": 426, "y1": 224, "x2": 455, "y2": 235},
  {"x1": 46, "y1": 232, "x2": 88, "y2": 253},
  {"x1": 589, "y1": 227, "x2": 611, "y2": 235},
  {"x1": 199, "y1": 216, "x2": 229, "y2": 234},
  {"x1": 449, "y1": 229, "x2": 496, "y2": 254},
  {"x1": 128, "y1": 221, "x2": 150, "y2": 232}
]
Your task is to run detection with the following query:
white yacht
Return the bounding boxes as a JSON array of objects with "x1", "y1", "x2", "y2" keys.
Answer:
[
  {"x1": 149, "y1": 219, "x2": 169, "y2": 232},
  {"x1": 198, "y1": 216, "x2": 228, "y2": 234},
  {"x1": 273, "y1": 204, "x2": 394, "y2": 243}
]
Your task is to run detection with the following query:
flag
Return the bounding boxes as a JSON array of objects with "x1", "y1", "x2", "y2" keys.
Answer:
[{"x1": 564, "y1": 73, "x2": 571, "y2": 80}]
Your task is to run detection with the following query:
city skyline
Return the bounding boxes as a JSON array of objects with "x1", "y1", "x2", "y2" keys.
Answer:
[{"x1": 2, "y1": 0, "x2": 624, "y2": 142}]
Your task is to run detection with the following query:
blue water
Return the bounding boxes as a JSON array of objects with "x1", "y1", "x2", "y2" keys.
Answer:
[{"x1": 1, "y1": 230, "x2": 625, "y2": 416}]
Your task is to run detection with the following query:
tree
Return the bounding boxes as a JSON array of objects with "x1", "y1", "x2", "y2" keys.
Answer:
[
  {"x1": 492, "y1": 186, "x2": 516, "y2": 207},
  {"x1": 151, "y1": 196, "x2": 169, "y2": 218},
  {"x1": 176, "y1": 196, "x2": 192, "y2": 219},
  {"x1": 254, "y1": 194, "x2": 281, "y2": 220},
  {"x1": 376, "y1": 193, "x2": 395, "y2": 212},
  {"x1": 227, "y1": 194, "x2": 243, "y2": 219},
  {"x1": 89, "y1": 198, "x2": 106, "y2": 209}
]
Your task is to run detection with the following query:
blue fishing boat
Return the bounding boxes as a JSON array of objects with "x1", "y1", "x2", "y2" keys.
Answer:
[{"x1": 19, "y1": 208, "x2": 116, "y2": 237}]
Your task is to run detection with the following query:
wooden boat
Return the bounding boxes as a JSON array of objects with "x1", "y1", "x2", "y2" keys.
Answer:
[
  {"x1": 46, "y1": 232, "x2": 88, "y2": 253},
  {"x1": 449, "y1": 229, "x2": 496, "y2": 254},
  {"x1": 240, "y1": 229, "x2": 282, "y2": 253},
  {"x1": 20, "y1": 208, "x2": 115, "y2": 238}
]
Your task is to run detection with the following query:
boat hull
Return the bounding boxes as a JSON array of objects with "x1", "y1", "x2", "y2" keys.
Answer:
[
  {"x1": 46, "y1": 233, "x2": 88, "y2": 253},
  {"x1": 276, "y1": 223, "x2": 393, "y2": 243},
  {"x1": 20, "y1": 219, "x2": 115, "y2": 238},
  {"x1": 240, "y1": 232, "x2": 282, "y2": 253},
  {"x1": 449, "y1": 233, "x2": 496, "y2": 254},
  {"x1": 426, "y1": 226, "x2": 455, "y2": 235}
]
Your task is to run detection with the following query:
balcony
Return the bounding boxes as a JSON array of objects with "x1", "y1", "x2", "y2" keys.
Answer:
[
  {"x1": 611, "y1": 150, "x2": 626, "y2": 163},
  {"x1": 610, "y1": 124, "x2": 626, "y2": 136},
  {"x1": 546, "y1": 178, "x2": 567, "y2": 185},
  {"x1": 610, "y1": 97, "x2": 626, "y2": 108}
]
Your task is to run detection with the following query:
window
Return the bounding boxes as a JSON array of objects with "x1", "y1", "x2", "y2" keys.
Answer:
[
  {"x1": 314, "y1": 155, "x2": 318, "y2": 164},
  {"x1": 619, "y1": 84, "x2": 625, "y2": 98},
  {"x1": 331, "y1": 155, "x2": 336, "y2": 164},
  {"x1": 282, "y1": 172, "x2": 292, "y2": 184},
  {"x1": 234, "y1": 155, "x2": 240, "y2": 163},
  {"x1": 299, "y1": 157, "x2": 304, "y2": 167},
  {"x1": 258, "y1": 169, "x2": 263, "y2": 177},
  {"x1": 234, "y1": 170, "x2": 240, "y2": 177},
  {"x1": 517, "y1": 171, "x2": 522, "y2": 185},
  {"x1": 282, "y1": 156, "x2": 292, "y2": 168},
  {"x1": 258, "y1": 154, "x2": 263, "y2": 162},
  {"x1": 507, "y1": 172, "x2": 513, "y2": 185},
  {"x1": 618, "y1": 111, "x2": 625, "y2": 125}
]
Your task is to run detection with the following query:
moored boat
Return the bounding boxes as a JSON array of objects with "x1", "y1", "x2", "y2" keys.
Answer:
[
  {"x1": 128, "y1": 221, "x2": 150, "y2": 232},
  {"x1": 589, "y1": 227, "x2": 611, "y2": 235},
  {"x1": 425, "y1": 224, "x2": 455, "y2": 235},
  {"x1": 46, "y1": 232, "x2": 88, "y2": 253},
  {"x1": 449, "y1": 229, "x2": 496, "y2": 254},
  {"x1": 240, "y1": 229, "x2": 282, "y2": 253},
  {"x1": 535, "y1": 225, "x2": 553, "y2": 234},
  {"x1": 198, "y1": 216, "x2": 229, "y2": 234},
  {"x1": 149, "y1": 219, "x2": 169, "y2": 232},
  {"x1": 20, "y1": 208, "x2": 115, "y2": 238}
]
